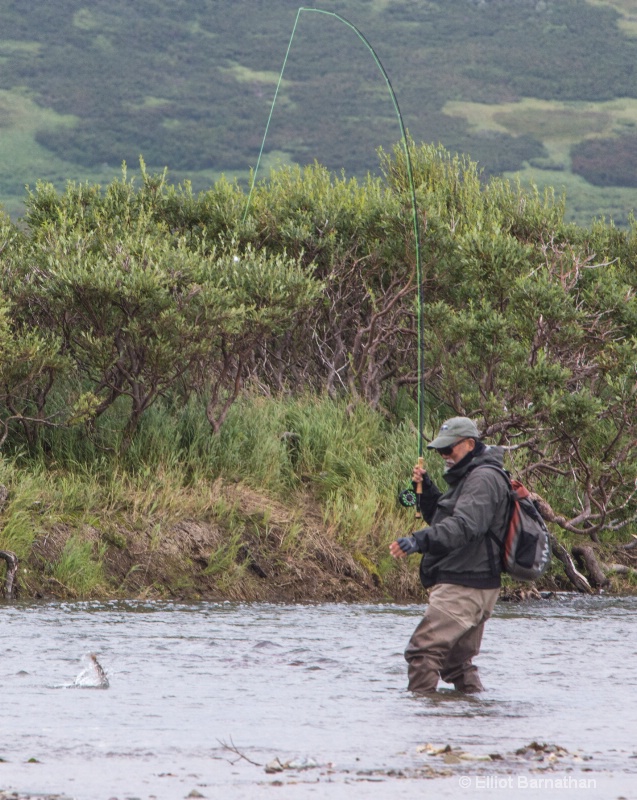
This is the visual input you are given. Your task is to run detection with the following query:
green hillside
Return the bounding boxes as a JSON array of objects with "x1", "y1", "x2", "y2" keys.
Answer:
[{"x1": 2, "y1": 0, "x2": 637, "y2": 226}]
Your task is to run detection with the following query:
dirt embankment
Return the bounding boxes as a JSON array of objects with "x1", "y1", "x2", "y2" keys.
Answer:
[
  {"x1": 10, "y1": 482, "x2": 420, "y2": 603},
  {"x1": 4, "y1": 481, "x2": 637, "y2": 602}
]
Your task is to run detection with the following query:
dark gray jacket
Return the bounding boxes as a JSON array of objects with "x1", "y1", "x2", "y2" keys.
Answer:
[{"x1": 413, "y1": 444, "x2": 510, "y2": 589}]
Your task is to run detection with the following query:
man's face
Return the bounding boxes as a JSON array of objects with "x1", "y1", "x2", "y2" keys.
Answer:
[{"x1": 436, "y1": 437, "x2": 475, "y2": 470}]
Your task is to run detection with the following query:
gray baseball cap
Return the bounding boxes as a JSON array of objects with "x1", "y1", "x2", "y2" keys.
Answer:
[{"x1": 427, "y1": 417, "x2": 481, "y2": 450}]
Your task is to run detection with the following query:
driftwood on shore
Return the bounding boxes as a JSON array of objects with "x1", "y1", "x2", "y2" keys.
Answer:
[
  {"x1": 606, "y1": 564, "x2": 631, "y2": 575},
  {"x1": 530, "y1": 491, "x2": 635, "y2": 593},
  {"x1": 572, "y1": 545, "x2": 610, "y2": 589},
  {"x1": 0, "y1": 550, "x2": 19, "y2": 599},
  {"x1": 548, "y1": 537, "x2": 593, "y2": 594}
]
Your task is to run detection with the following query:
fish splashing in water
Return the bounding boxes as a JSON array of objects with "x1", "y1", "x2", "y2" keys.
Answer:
[{"x1": 73, "y1": 653, "x2": 109, "y2": 689}]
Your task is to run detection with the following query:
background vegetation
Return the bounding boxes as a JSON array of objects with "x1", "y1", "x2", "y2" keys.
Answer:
[
  {"x1": 1, "y1": 143, "x2": 636, "y2": 599},
  {"x1": 2, "y1": 0, "x2": 637, "y2": 225}
]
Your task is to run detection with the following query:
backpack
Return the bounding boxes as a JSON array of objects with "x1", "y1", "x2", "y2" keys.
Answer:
[{"x1": 476, "y1": 465, "x2": 552, "y2": 582}]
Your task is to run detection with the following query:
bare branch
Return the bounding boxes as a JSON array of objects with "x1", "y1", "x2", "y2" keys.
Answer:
[{"x1": 217, "y1": 737, "x2": 262, "y2": 767}]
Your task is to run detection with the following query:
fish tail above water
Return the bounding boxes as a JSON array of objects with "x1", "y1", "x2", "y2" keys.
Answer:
[
  {"x1": 89, "y1": 653, "x2": 110, "y2": 688},
  {"x1": 73, "y1": 653, "x2": 110, "y2": 689}
]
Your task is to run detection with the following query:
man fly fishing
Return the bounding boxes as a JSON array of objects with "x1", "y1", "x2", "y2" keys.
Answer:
[{"x1": 390, "y1": 417, "x2": 509, "y2": 694}]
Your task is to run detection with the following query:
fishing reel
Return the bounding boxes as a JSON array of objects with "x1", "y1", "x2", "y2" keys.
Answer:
[{"x1": 398, "y1": 488, "x2": 417, "y2": 508}]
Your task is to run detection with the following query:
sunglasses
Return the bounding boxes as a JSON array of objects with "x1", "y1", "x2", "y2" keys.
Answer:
[{"x1": 435, "y1": 438, "x2": 467, "y2": 456}]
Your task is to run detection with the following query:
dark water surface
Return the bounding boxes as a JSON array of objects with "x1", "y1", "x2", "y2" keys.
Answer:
[{"x1": 1, "y1": 596, "x2": 635, "y2": 799}]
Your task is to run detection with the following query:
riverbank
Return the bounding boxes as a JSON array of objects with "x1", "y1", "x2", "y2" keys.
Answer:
[
  {"x1": 1, "y1": 394, "x2": 636, "y2": 603},
  {"x1": 11, "y1": 478, "x2": 416, "y2": 603},
  {"x1": 4, "y1": 475, "x2": 635, "y2": 603}
]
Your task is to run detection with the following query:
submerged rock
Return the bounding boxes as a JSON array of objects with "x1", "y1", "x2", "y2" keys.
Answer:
[
  {"x1": 264, "y1": 756, "x2": 319, "y2": 773},
  {"x1": 417, "y1": 743, "x2": 493, "y2": 763},
  {"x1": 515, "y1": 741, "x2": 568, "y2": 759}
]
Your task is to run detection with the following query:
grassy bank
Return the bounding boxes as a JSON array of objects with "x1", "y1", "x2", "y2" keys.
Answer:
[{"x1": 1, "y1": 393, "x2": 635, "y2": 602}]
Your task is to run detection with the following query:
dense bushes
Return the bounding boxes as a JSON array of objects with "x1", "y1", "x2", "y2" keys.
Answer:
[
  {"x1": 0, "y1": 166, "x2": 321, "y2": 449},
  {"x1": 2, "y1": 143, "x2": 637, "y2": 544},
  {"x1": 571, "y1": 134, "x2": 637, "y2": 187}
]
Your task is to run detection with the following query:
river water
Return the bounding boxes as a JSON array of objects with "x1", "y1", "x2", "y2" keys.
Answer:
[{"x1": 0, "y1": 596, "x2": 635, "y2": 800}]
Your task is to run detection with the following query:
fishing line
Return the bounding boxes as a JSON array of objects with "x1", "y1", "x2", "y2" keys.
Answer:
[{"x1": 242, "y1": 7, "x2": 425, "y2": 457}]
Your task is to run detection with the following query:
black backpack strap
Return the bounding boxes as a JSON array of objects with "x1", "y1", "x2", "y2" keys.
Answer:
[
  {"x1": 467, "y1": 463, "x2": 514, "y2": 573},
  {"x1": 467, "y1": 462, "x2": 512, "y2": 484}
]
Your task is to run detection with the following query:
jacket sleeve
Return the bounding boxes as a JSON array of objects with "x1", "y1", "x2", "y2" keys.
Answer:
[
  {"x1": 413, "y1": 474, "x2": 442, "y2": 524},
  {"x1": 413, "y1": 468, "x2": 508, "y2": 556}
]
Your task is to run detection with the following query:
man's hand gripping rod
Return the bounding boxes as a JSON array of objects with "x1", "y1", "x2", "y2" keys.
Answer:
[{"x1": 414, "y1": 456, "x2": 424, "y2": 520}]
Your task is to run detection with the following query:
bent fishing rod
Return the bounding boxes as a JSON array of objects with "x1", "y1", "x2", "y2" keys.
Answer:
[{"x1": 242, "y1": 7, "x2": 427, "y2": 503}]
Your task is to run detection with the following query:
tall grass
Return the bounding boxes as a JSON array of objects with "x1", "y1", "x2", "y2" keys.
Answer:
[
  {"x1": 36, "y1": 390, "x2": 433, "y2": 531},
  {"x1": 0, "y1": 460, "x2": 49, "y2": 558},
  {"x1": 0, "y1": 392, "x2": 438, "y2": 590},
  {"x1": 51, "y1": 536, "x2": 106, "y2": 597}
]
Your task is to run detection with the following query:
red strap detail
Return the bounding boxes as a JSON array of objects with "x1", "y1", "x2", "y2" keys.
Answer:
[{"x1": 511, "y1": 479, "x2": 530, "y2": 500}]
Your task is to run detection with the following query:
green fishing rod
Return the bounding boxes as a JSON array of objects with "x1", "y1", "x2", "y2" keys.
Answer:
[{"x1": 243, "y1": 7, "x2": 426, "y2": 499}]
